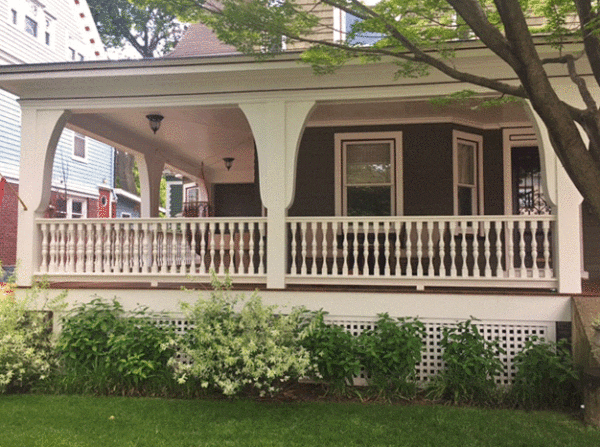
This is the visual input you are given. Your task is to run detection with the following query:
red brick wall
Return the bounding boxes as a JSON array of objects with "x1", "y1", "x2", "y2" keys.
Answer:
[{"x1": 0, "y1": 182, "x2": 18, "y2": 267}]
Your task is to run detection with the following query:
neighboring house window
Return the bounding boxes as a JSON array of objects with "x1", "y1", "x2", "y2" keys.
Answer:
[
  {"x1": 78, "y1": 53, "x2": 84, "y2": 61},
  {"x1": 11, "y1": 9, "x2": 17, "y2": 25},
  {"x1": 69, "y1": 47, "x2": 76, "y2": 60},
  {"x1": 45, "y1": 31, "x2": 50, "y2": 45},
  {"x1": 344, "y1": 13, "x2": 382, "y2": 46},
  {"x1": 335, "y1": 131, "x2": 403, "y2": 216},
  {"x1": 73, "y1": 132, "x2": 87, "y2": 160},
  {"x1": 453, "y1": 130, "x2": 483, "y2": 215},
  {"x1": 121, "y1": 212, "x2": 131, "y2": 218},
  {"x1": 25, "y1": 16, "x2": 37, "y2": 37},
  {"x1": 67, "y1": 199, "x2": 87, "y2": 218},
  {"x1": 186, "y1": 186, "x2": 199, "y2": 203}
]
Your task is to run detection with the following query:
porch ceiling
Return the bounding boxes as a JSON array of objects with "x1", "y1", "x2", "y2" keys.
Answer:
[{"x1": 67, "y1": 106, "x2": 255, "y2": 182}]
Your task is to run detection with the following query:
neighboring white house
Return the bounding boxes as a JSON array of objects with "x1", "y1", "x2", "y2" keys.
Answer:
[
  {"x1": 0, "y1": 16, "x2": 596, "y2": 382},
  {"x1": 0, "y1": 0, "x2": 113, "y2": 273}
]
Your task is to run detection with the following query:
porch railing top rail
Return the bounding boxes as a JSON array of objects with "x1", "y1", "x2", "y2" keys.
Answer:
[{"x1": 287, "y1": 215, "x2": 556, "y2": 223}]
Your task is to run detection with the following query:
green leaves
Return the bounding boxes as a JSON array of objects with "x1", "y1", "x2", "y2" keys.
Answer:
[
  {"x1": 510, "y1": 336, "x2": 579, "y2": 409},
  {"x1": 56, "y1": 298, "x2": 176, "y2": 394},
  {"x1": 428, "y1": 319, "x2": 505, "y2": 404}
]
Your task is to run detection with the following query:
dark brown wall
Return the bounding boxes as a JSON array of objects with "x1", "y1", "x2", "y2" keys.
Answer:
[
  {"x1": 289, "y1": 123, "x2": 504, "y2": 217},
  {"x1": 213, "y1": 183, "x2": 262, "y2": 217},
  {"x1": 583, "y1": 200, "x2": 600, "y2": 279}
]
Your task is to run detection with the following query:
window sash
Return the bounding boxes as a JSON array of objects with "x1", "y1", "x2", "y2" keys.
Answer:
[{"x1": 343, "y1": 139, "x2": 394, "y2": 216}]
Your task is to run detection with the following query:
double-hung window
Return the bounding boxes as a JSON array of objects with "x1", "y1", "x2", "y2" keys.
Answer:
[
  {"x1": 453, "y1": 130, "x2": 483, "y2": 215},
  {"x1": 335, "y1": 132, "x2": 402, "y2": 216}
]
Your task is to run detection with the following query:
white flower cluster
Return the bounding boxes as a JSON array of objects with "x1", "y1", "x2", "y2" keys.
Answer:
[{"x1": 172, "y1": 284, "x2": 312, "y2": 396}]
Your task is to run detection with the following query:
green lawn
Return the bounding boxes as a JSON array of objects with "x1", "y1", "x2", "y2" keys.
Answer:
[{"x1": 0, "y1": 395, "x2": 598, "y2": 447}]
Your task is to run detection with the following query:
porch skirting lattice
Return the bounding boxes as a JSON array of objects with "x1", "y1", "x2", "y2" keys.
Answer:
[{"x1": 158, "y1": 314, "x2": 554, "y2": 386}]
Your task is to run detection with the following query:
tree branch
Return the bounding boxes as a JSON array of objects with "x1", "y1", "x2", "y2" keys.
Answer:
[
  {"x1": 446, "y1": 0, "x2": 522, "y2": 71},
  {"x1": 573, "y1": 0, "x2": 600, "y2": 88}
]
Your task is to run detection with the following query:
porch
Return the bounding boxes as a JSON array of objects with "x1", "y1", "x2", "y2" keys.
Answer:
[
  {"x1": 0, "y1": 52, "x2": 585, "y2": 294},
  {"x1": 36, "y1": 214, "x2": 556, "y2": 290}
]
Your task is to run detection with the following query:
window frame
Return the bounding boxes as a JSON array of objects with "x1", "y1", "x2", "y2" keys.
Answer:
[
  {"x1": 67, "y1": 198, "x2": 87, "y2": 219},
  {"x1": 452, "y1": 130, "x2": 484, "y2": 216},
  {"x1": 335, "y1": 131, "x2": 403, "y2": 216}
]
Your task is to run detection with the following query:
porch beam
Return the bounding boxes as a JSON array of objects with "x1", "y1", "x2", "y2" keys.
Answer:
[
  {"x1": 17, "y1": 108, "x2": 71, "y2": 286},
  {"x1": 240, "y1": 101, "x2": 315, "y2": 289}
]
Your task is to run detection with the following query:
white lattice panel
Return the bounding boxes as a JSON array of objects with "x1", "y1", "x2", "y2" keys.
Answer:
[{"x1": 324, "y1": 316, "x2": 555, "y2": 385}]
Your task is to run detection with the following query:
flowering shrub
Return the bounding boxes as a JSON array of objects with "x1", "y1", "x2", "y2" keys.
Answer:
[
  {"x1": 0, "y1": 282, "x2": 54, "y2": 393},
  {"x1": 173, "y1": 277, "x2": 312, "y2": 396}
]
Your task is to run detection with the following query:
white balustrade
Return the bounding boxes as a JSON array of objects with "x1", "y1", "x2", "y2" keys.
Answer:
[
  {"x1": 36, "y1": 218, "x2": 267, "y2": 280},
  {"x1": 287, "y1": 216, "x2": 556, "y2": 287}
]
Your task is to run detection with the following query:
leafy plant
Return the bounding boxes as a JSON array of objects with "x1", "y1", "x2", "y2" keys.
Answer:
[
  {"x1": 173, "y1": 277, "x2": 312, "y2": 396},
  {"x1": 359, "y1": 314, "x2": 425, "y2": 398},
  {"x1": 509, "y1": 337, "x2": 579, "y2": 410},
  {"x1": 428, "y1": 319, "x2": 505, "y2": 404},
  {"x1": 55, "y1": 298, "x2": 176, "y2": 395},
  {"x1": 300, "y1": 310, "x2": 361, "y2": 394},
  {"x1": 0, "y1": 273, "x2": 56, "y2": 393}
]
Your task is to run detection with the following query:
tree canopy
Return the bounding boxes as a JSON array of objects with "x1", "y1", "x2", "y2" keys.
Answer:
[
  {"x1": 88, "y1": 0, "x2": 185, "y2": 57},
  {"x1": 139, "y1": 0, "x2": 600, "y2": 221}
]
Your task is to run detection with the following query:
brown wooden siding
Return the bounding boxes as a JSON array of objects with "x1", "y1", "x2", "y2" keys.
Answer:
[
  {"x1": 289, "y1": 123, "x2": 505, "y2": 217},
  {"x1": 583, "y1": 200, "x2": 600, "y2": 279}
]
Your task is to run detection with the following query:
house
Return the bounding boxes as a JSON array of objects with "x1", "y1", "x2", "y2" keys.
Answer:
[
  {"x1": 1, "y1": 13, "x2": 598, "y2": 382},
  {"x1": 0, "y1": 0, "x2": 114, "y2": 276}
]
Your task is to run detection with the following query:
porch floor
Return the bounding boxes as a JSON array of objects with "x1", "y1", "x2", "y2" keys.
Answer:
[{"x1": 35, "y1": 279, "x2": 600, "y2": 296}]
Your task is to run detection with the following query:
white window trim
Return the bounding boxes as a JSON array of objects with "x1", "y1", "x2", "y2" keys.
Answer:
[
  {"x1": 66, "y1": 198, "x2": 87, "y2": 219},
  {"x1": 453, "y1": 130, "x2": 484, "y2": 215},
  {"x1": 72, "y1": 132, "x2": 88, "y2": 162},
  {"x1": 334, "y1": 131, "x2": 403, "y2": 216}
]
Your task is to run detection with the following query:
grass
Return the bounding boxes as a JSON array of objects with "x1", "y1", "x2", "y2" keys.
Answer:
[{"x1": 0, "y1": 395, "x2": 598, "y2": 447}]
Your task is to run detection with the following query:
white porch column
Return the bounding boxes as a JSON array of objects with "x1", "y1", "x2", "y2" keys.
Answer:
[
  {"x1": 136, "y1": 152, "x2": 164, "y2": 218},
  {"x1": 17, "y1": 108, "x2": 71, "y2": 286},
  {"x1": 240, "y1": 101, "x2": 315, "y2": 289},
  {"x1": 526, "y1": 103, "x2": 583, "y2": 294}
]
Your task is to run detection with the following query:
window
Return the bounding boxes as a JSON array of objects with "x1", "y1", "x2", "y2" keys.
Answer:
[
  {"x1": 69, "y1": 47, "x2": 75, "y2": 60},
  {"x1": 11, "y1": 9, "x2": 17, "y2": 25},
  {"x1": 45, "y1": 31, "x2": 50, "y2": 45},
  {"x1": 186, "y1": 186, "x2": 199, "y2": 203},
  {"x1": 453, "y1": 131, "x2": 483, "y2": 215},
  {"x1": 335, "y1": 131, "x2": 403, "y2": 216},
  {"x1": 78, "y1": 53, "x2": 84, "y2": 61},
  {"x1": 67, "y1": 199, "x2": 87, "y2": 219},
  {"x1": 25, "y1": 16, "x2": 37, "y2": 37},
  {"x1": 73, "y1": 132, "x2": 86, "y2": 160}
]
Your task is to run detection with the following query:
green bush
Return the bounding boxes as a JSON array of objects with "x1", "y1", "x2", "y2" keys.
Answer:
[
  {"x1": 0, "y1": 278, "x2": 55, "y2": 393},
  {"x1": 300, "y1": 311, "x2": 361, "y2": 393},
  {"x1": 174, "y1": 278, "x2": 312, "y2": 396},
  {"x1": 509, "y1": 337, "x2": 579, "y2": 409},
  {"x1": 360, "y1": 314, "x2": 425, "y2": 398},
  {"x1": 428, "y1": 319, "x2": 504, "y2": 404},
  {"x1": 55, "y1": 298, "x2": 176, "y2": 395}
]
